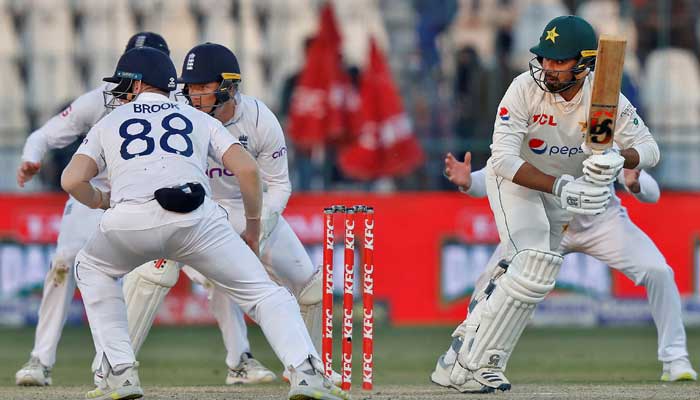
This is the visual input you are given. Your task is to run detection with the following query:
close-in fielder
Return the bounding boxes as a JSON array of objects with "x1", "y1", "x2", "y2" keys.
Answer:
[
  {"x1": 433, "y1": 152, "x2": 696, "y2": 390},
  {"x1": 122, "y1": 42, "x2": 340, "y2": 384},
  {"x1": 14, "y1": 32, "x2": 171, "y2": 387},
  {"x1": 443, "y1": 15, "x2": 661, "y2": 392},
  {"x1": 61, "y1": 47, "x2": 348, "y2": 400}
]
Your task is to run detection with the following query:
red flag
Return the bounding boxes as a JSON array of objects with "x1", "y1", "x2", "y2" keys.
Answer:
[
  {"x1": 339, "y1": 39, "x2": 424, "y2": 180},
  {"x1": 287, "y1": 3, "x2": 358, "y2": 150}
]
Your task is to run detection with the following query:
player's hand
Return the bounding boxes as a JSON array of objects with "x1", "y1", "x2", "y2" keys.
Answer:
[
  {"x1": 582, "y1": 150, "x2": 624, "y2": 186},
  {"x1": 17, "y1": 161, "x2": 41, "y2": 188},
  {"x1": 558, "y1": 176, "x2": 611, "y2": 215},
  {"x1": 444, "y1": 152, "x2": 472, "y2": 190},
  {"x1": 623, "y1": 169, "x2": 641, "y2": 193},
  {"x1": 242, "y1": 219, "x2": 261, "y2": 257}
]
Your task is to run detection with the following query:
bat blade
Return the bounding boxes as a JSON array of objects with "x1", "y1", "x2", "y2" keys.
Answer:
[{"x1": 586, "y1": 35, "x2": 626, "y2": 153}]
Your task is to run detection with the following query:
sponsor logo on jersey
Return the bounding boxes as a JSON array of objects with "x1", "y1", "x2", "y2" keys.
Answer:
[
  {"x1": 528, "y1": 139, "x2": 547, "y2": 154},
  {"x1": 207, "y1": 167, "x2": 234, "y2": 178},
  {"x1": 498, "y1": 107, "x2": 509, "y2": 121},
  {"x1": 528, "y1": 138, "x2": 583, "y2": 157},
  {"x1": 533, "y1": 113, "x2": 557, "y2": 126},
  {"x1": 272, "y1": 146, "x2": 287, "y2": 159}
]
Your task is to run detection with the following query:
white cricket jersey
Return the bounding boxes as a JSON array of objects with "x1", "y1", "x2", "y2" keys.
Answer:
[
  {"x1": 207, "y1": 94, "x2": 292, "y2": 213},
  {"x1": 21, "y1": 83, "x2": 113, "y2": 191},
  {"x1": 76, "y1": 92, "x2": 238, "y2": 206},
  {"x1": 488, "y1": 71, "x2": 660, "y2": 181}
]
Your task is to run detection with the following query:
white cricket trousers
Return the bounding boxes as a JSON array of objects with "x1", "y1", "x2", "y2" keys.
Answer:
[
  {"x1": 31, "y1": 196, "x2": 103, "y2": 367},
  {"x1": 561, "y1": 205, "x2": 688, "y2": 362},
  {"x1": 474, "y1": 204, "x2": 689, "y2": 362},
  {"x1": 485, "y1": 163, "x2": 572, "y2": 257},
  {"x1": 74, "y1": 197, "x2": 316, "y2": 369},
  {"x1": 183, "y1": 199, "x2": 317, "y2": 369}
]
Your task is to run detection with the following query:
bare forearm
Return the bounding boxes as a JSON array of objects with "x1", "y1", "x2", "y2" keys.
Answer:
[
  {"x1": 511, "y1": 162, "x2": 557, "y2": 194},
  {"x1": 65, "y1": 181, "x2": 107, "y2": 209},
  {"x1": 238, "y1": 168, "x2": 263, "y2": 219}
]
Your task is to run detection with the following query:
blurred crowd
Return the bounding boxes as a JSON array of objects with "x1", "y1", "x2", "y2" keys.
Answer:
[{"x1": 1, "y1": 0, "x2": 699, "y2": 191}]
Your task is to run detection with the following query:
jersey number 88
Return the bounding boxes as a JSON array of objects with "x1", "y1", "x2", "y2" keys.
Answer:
[{"x1": 119, "y1": 113, "x2": 194, "y2": 160}]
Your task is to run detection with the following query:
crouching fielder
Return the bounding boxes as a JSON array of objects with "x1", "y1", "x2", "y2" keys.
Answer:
[
  {"x1": 433, "y1": 152, "x2": 696, "y2": 391},
  {"x1": 440, "y1": 15, "x2": 661, "y2": 393},
  {"x1": 63, "y1": 47, "x2": 347, "y2": 400},
  {"x1": 120, "y1": 43, "x2": 335, "y2": 384}
]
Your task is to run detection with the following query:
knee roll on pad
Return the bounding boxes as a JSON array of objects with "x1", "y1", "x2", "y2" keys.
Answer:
[
  {"x1": 123, "y1": 260, "x2": 180, "y2": 354},
  {"x1": 297, "y1": 268, "x2": 323, "y2": 352},
  {"x1": 463, "y1": 249, "x2": 563, "y2": 371},
  {"x1": 297, "y1": 268, "x2": 322, "y2": 305}
]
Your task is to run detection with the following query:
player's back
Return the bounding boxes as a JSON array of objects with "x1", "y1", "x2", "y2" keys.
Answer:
[{"x1": 94, "y1": 92, "x2": 222, "y2": 204}]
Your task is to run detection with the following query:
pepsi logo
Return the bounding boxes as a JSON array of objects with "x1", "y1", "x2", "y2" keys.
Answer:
[
  {"x1": 528, "y1": 139, "x2": 547, "y2": 154},
  {"x1": 499, "y1": 107, "x2": 510, "y2": 121}
]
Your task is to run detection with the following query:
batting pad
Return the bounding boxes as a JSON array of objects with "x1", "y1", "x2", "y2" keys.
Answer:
[
  {"x1": 124, "y1": 260, "x2": 180, "y2": 354},
  {"x1": 298, "y1": 268, "x2": 323, "y2": 353},
  {"x1": 464, "y1": 249, "x2": 563, "y2": 371}
]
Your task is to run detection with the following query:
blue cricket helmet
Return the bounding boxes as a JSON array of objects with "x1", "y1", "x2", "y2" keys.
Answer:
[
  {"x1": 125, "y1": 32, "x2": 170, "y2": 56},
  {"x1": 104, "y1": 47, "x2": 177, "y2": 93},
  {"x1": 179, "y1": 42, "x2": 241, "y2": 84}
]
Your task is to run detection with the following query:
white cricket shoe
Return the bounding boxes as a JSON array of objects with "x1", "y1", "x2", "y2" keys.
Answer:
[
  {"x1": 226, "y1": 352, "x2": 277, "y2": 385},
  {"x1": 283, "y1": 367, "x2": 343, "y2": 386},
  {"x1": 429, "y1": 354, "x2": 495, "y2": 393},
  {"x1": 288, "y1": 357, "x2": 351, "y2": 400},
  {"x1": 15, "y1": 357, "x2": 52, "y2": 386},
  {"x1": 86, "y1": 362, "x2": 143, "y2": 400},
  {"x1": 661, "y1": 357, "x2": 698, "y2": 382}
]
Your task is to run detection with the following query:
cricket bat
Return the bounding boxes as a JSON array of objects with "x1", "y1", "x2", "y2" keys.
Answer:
[{"x1": 586, "y1": 35, "x2": 627, "y2": 154}]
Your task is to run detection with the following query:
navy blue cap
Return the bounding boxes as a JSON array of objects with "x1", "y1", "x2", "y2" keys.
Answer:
[
  {"x1": 179, "y1": 42, "x2": 241, "y2": 84},
  {"x1": 125, "y1": 32, "x2": 170, "y2": 56},
  {"x1": 104, "y1": 47, "x2": 177, "y2": 92}
]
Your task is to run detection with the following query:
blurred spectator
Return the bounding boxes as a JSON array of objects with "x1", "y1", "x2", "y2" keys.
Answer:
[{"x1": 633, "y1": 0, "x2": 698, "y2": 65}]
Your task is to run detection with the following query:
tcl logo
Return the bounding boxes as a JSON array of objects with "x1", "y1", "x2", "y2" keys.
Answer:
[{"x1": 533, "y1": 114, "x2": 557, "y2": 126}]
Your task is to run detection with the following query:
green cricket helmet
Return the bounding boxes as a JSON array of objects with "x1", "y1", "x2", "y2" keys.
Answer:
[{"x1": 528, "y1": 15, "x2": 598, "y2": 93}]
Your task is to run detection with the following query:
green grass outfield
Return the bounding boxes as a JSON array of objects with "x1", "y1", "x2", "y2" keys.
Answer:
[{"x1": 1, "y1": 324, "x2": 699, "y2": 399}]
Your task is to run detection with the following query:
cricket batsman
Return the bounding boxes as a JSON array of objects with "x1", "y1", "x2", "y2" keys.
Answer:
[
  {"x1": 441, "y1": 15, "x2": 661, "y2": 393},
  {"x1": 434, "y1": 151, "x2": 696, "y2": 392}
]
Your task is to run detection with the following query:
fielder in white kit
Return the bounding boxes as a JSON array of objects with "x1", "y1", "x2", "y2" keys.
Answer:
[
  {"x1": 14, "y1": 33, "x2": 171, "y2": 387},
  {"x1": 61, "y1": 47, "x2": 348, "y2": 400},
  {"x1": 433, "y1": 151, "x2": 697, "y2": 389},
  {"x1": 125, "y1": 42, "x2": 338, "y2": 384},
  {"x1": 441, "y1": 15, "x2": 662, "y2": 393}
]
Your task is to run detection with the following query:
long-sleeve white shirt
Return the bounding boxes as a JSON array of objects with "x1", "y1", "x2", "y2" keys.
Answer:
[
  {"x1": 207, "y1": 94, "x2": 292, "y2": 214},
  {"x1": 22, "y1": 83, "x2": 112, "y2": 191},
  {"x1": 488, "y1": 71, "x2": 660, "y2": 182}
]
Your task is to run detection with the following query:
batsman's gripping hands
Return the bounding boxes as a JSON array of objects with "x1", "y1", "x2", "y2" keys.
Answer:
[
  {"x1": 581, "y1": 143, "x2": 625, "y2": 186},
  {"x1": 553, "y1": 174, "x2": 611, "y2": 216}
]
